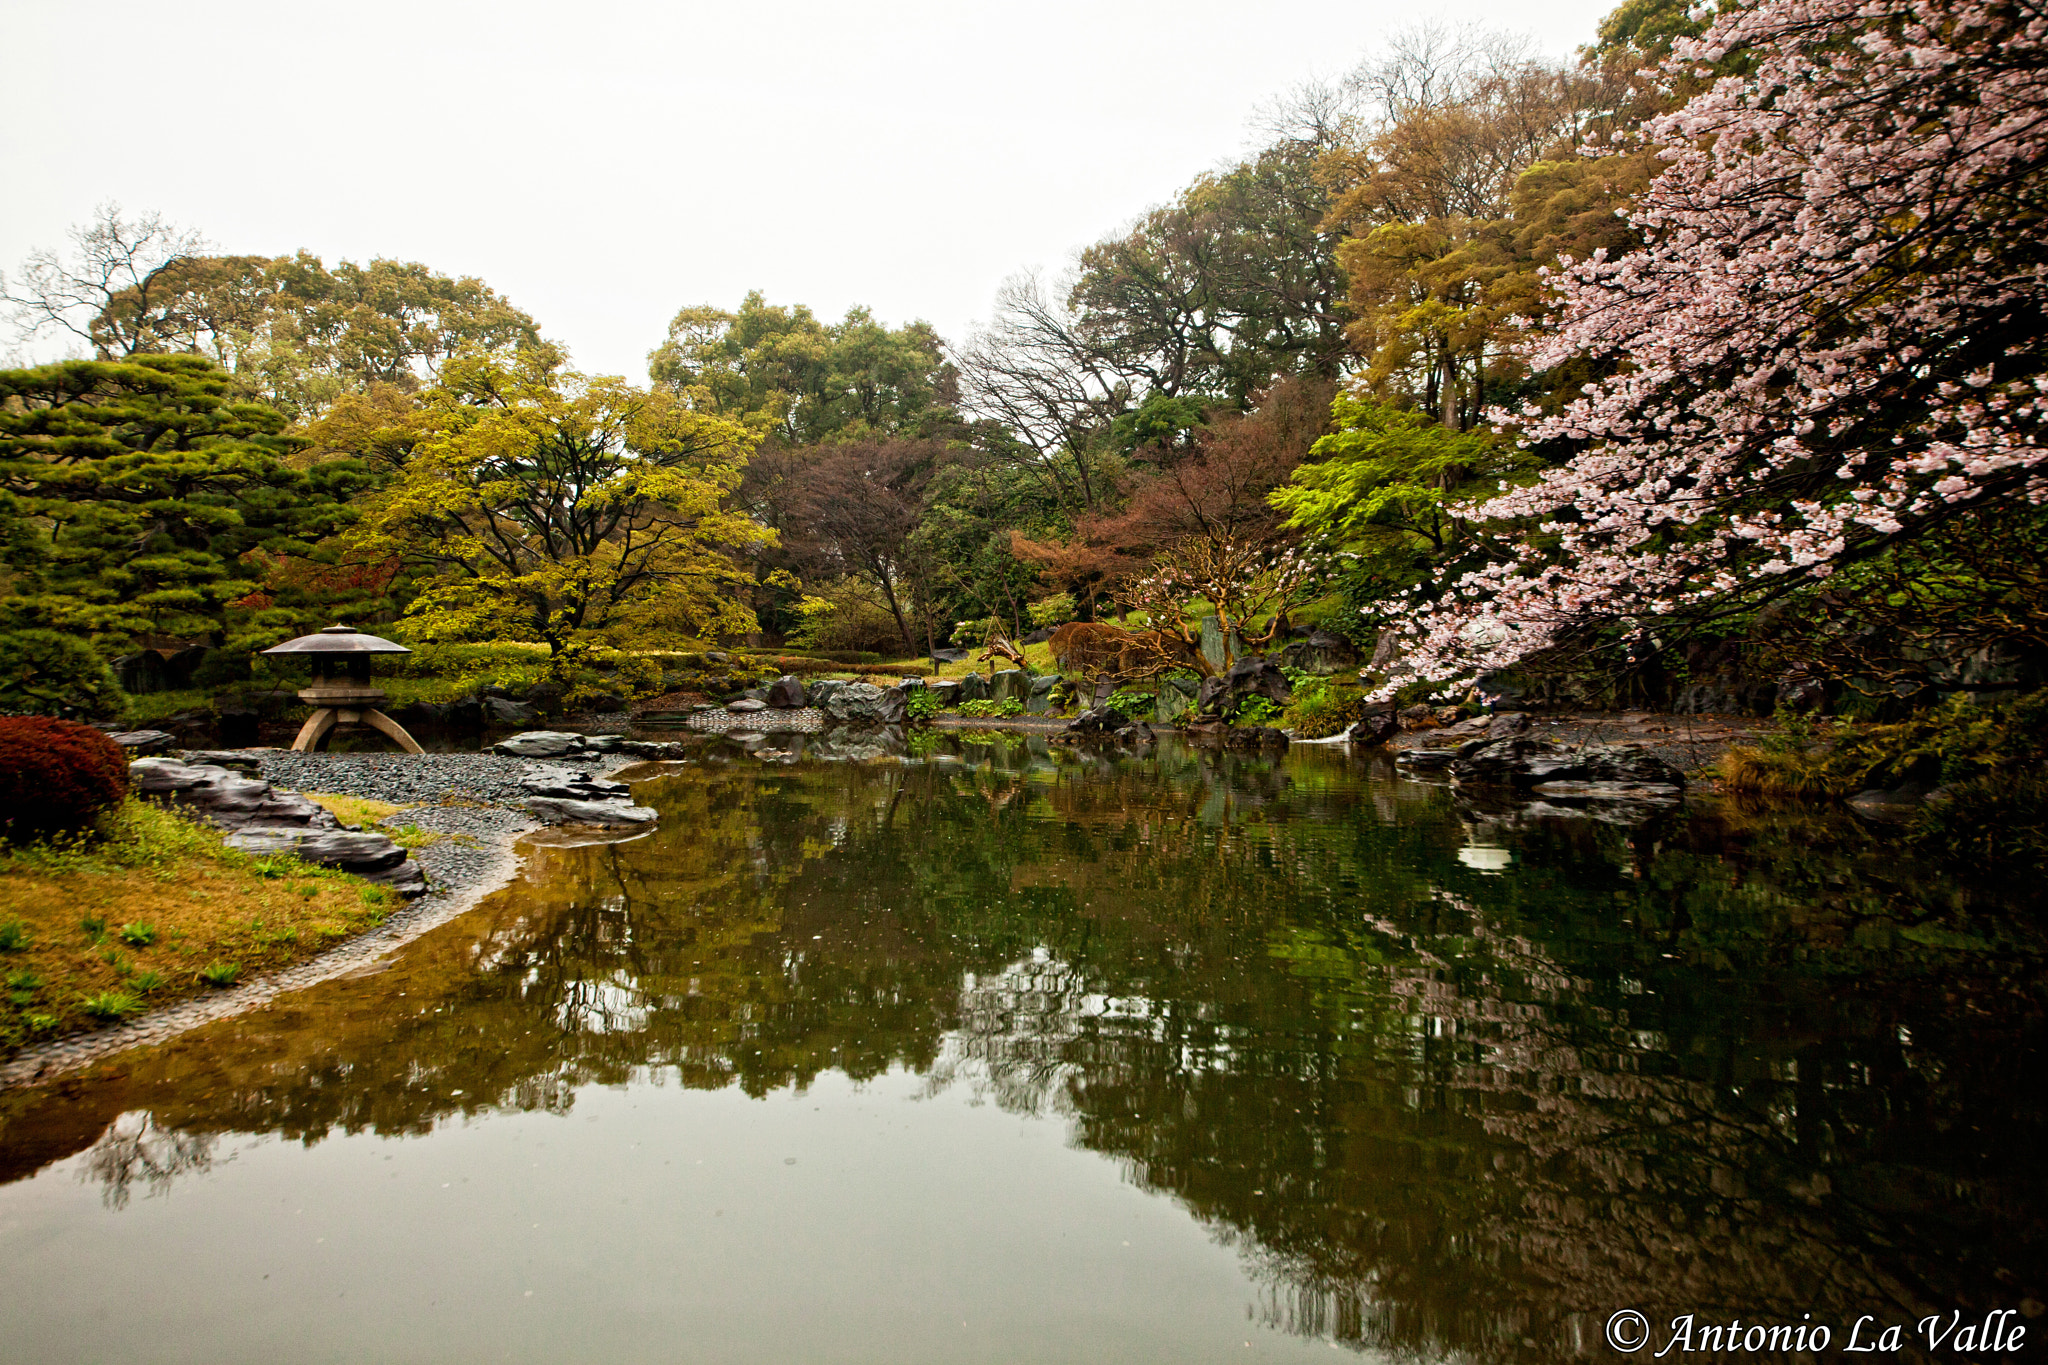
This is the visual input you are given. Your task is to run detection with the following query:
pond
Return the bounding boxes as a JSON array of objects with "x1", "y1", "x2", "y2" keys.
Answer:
[{"x1": 0, "y1": 735, "x2": 2043, "y2": 1363}]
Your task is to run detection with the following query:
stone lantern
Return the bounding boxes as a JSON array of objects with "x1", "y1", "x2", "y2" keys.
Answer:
[{"x1": 260, "y1": 625, "x2": 424, "y2": 754}]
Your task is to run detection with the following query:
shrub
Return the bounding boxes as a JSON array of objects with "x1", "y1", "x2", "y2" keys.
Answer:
[
  {"x1": 117, "y1": 922, "x2": 158, "y2": 947},
  {"x1": 0, "y1": 717, "x2": 128, "y2": 840},
  {"x1": 789, "y1": 581, "x2": 911, "y2": 654},
  {"x1": 198, "y1": 961, "x2": 241, "y2": 987},
  {"x1": 1028, "y1": 593, "x2": 1077, "y2": 629},
  {"x1": 0, "y1": 630, "x2": 122, "y2": 718},
  {"x1": 1280, "y1": 674, "x2": 1370, "y2": 739},
  {"x1": 906, "y1": 689, "x2": 941, "y2": 723},
  {"x1": 1236, "y1": 696, "x2": 1284, "y2": 725},
  {"x1": 959, "y1": 698, "x2": 1025, "y2": 719},
  {"x1": 1106, "y1": 690, "x2": 1155, "y2": 722}
]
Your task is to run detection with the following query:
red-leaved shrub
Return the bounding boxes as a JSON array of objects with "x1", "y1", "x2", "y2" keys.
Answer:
[{"x1": 0, "y1": 717, "x2": 129, "y2": 840}]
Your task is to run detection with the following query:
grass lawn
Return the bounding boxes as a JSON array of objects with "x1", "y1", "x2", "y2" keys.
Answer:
[{"x1": 0, "y1": 799, "x2": 403, "y2": 1056}]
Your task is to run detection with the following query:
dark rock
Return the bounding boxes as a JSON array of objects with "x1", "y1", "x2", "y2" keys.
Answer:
[
  {"x1": 1450, "y1": 737, "x2": 1567, "y2": 786},
  {"x1": 491, "y1": 730, "x2": 586, "y2": 758},
  {"x1": 823, "y1": 682, "x2": 907, "y2": 725},
  {"x1": 519, "y1": 763, "x2": 630, "y2": 801},
  {"x1": 484, "y1": 697, "x2": 539, "y2": 726},
  {"x1": 1577, "y1": 745, "x2": 1687, "y2": 786},
  {"x1": 1346, "y1": 712, "x2": 1401, "y2": 746},
  {"x1": 766, "y1": 676, "x2": 808, "y2": 708},
  {"x1": 989, "y1": 669, "x2": 1031, "y2": 705},
  {"x1": 616, "y1": 739, "x2": 693, "y2": 760},
  {"x1": 1224, "y1": 726, "x2": 1289, "y2": 749},
  {"x1": 1395, "y1": 749, "x2": 1458, "y2": 768},
  {"x1": 1062, "y1": 707, "x2": 1121, "y2": 735},
  {"x1": 224, "y1": 829, "x2": 427, "y2": 896},
  {"x1": 1487, "y1": 711, "x2": 1532, "y2": 737},
  {"x1": 953, "y1": 673, "x2": 987, "y2": 704},
  {"x1": 115, "y1": 652, "x2": 172, "y2": 695},
  {"x1": 214, "y1": 707, "x2": 261, "y2": 747},
  {"x1": 1115, "y1": 721, "x2": 1155, "y2": 746},
  {"x1": 927, "y1": 680, "x2": 962, "y2": 707},
  {"x1": 1152, "y1": 685, "x2": 1195, "y2": 725},
  {"x1": 177, "y1": 750, "x2": 265, "y2": 773},
  {"x1": 1021, "y1": 627, "x2": 1055, "y2": 645},
  {"x1": 1277, "y1": 630, "x2": 1358, "y2": 676},
  {"x1": 929, "y1": 647, "x2": 969, "y2": 664},
  {"x1": 1398, "y1": 704, "x2": 1441, "y2": 730},
  {"x1": 523, "y1": 680, "x2": 566, "y2": 710},
  {"x1": 225, "y1": 827, "x2": 403, "y2": 871},
  {"x1": 740, "y1": 687, "x2": 769, "y2": 703},
  {"x1": 1025, "y1": 672, "x2": 1062, "y2": 714},
  {"x1": 806, "y1": 679, "x2": 845, "y2": 708},
  {"x1": 161, "y1": 646, "x2": 208, "y2": 689},
  {"x1": 109, "y1": 729, "x2": 177, "y2": 754},
  {"x1": 1451, "y1": 739, "x2": 1685, "y2": 791},
  {"x1": 522, "y1": 797, "x2": 659, "y2": 829},
  {"x1": 583, "y1": 692, "x2": 627, "y2": 713},
  {"x1": 1196, "y1": 656, "x2": 1292, "y2": 718}
]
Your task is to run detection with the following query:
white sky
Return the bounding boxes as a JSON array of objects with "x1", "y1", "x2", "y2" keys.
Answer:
[{"x1": 2, "y1": 0, "x2": 1615, "y2": 383}]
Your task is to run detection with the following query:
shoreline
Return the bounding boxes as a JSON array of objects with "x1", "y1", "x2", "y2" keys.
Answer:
[{"x1": 0, "y1": 750, "x2": 650, "y2": 1092}]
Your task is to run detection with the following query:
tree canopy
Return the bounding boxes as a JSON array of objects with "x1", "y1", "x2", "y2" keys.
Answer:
[
  {"x1": 0, "y1": 355, "x2": 368, "y2": 653},
  {"x1": 336, "y1": 354, "x2": 770, "y2": 653}
]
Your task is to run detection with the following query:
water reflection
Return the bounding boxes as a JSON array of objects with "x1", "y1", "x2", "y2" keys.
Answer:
[{"x1": 2, "y1": 734, "x2": 2043, "y2": 1361}]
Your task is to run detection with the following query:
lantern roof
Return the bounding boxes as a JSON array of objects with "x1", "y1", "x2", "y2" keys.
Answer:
[{"x1": 259, "y1": 624, "x2": 412, "y2": 656}]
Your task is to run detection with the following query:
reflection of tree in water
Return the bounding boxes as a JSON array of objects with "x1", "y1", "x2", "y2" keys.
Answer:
[
  {"x1": 9, "y1": 738, "x2": 2044, "y2": 1363},
  {"x1": 80, "y1": 1111, "x2": 218, "y2": 1210}
]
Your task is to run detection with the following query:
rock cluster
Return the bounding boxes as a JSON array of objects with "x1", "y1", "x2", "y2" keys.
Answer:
[
  {"x1": 127, "y1": 758, "x2": 427, "y2": 895},
  {"x1": 1446, "y1": 737, "x2": 1686, "y2": 804},
  {"x1": 822, "y1": 682, "x2": 908, "y2": 725},
  {"x1": 516, "y1": 761, "x2": 656, "y2": 828},
  {"x1": 1054, "y1": 707, "x2": 1155, "y2": 747}
]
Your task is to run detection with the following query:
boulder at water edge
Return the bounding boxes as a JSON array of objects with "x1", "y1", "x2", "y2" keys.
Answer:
[
  {"x1": 823, "y1": 681, "x2": 907, "y2": 725},
  {"x1": 492, "y1": 730, "x2": 587, "y2": 758},
  {"x1": 522, "y1": 797, "x2": 659, "y2": 828},
  {"x1": 766, "y1": 676, "x2": 808, "y2": 708},
  {"x1": 989, "y1": 670, "x2": 1031, "y2": 705}
]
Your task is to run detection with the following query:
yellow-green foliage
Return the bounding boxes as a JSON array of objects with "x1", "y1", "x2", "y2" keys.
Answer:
[{"x1": 1281, "y1": 671, "x2": 1369, "y2": 739}]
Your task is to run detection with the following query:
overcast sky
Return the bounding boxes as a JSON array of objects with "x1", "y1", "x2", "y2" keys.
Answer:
[{"x1": 3, "y1": 0, "x2": 1615, "y2": 382}]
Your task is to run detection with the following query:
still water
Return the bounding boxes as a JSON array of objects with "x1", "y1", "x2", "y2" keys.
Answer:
[{"x1": 0, "y1": 734, "x2": 2043, "y2": 1363}]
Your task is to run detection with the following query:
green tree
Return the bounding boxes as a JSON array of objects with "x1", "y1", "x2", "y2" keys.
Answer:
[
  {"x1": 0, "y1": 355, "x2": 369, "y2": 655},
  {"x1": 338, "y1": 354, "x2": 771, "y2": 653},
  {"x1": 648, "y1": 292, "x2": 958, "y2": 444},
  {"x1": 5, "y1": 209, "x2": 545, "y2": 423},
  {"x1": 1270, "y1": 392, "x2": 1533, "y2": 628}
]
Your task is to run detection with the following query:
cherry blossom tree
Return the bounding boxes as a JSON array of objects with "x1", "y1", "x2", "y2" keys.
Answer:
[{"x1": 1378, "y1": 0, "x2": 2048, "y2": 691}]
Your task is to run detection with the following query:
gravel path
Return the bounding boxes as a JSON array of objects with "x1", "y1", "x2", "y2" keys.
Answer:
[{"x1": 256, "y1": 751, "x2": 537, "y2": 805}]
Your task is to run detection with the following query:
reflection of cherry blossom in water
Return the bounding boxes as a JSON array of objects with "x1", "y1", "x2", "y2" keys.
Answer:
[
  {"x1": 1382, "y1": 0, "x2": 2048, "y2": 690},
  {"x1": 81, "y1": 1110, "x2": 218, "y2": 1210}
]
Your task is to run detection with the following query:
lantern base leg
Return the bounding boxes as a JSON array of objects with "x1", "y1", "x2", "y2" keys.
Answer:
[
  {"x1": 362, "y1": 708, "x2": 425, "y2": 755},
  {"x1": 292, "y1": 709, "x2": 339, "y2": 753}
]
